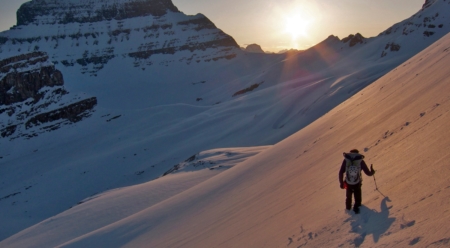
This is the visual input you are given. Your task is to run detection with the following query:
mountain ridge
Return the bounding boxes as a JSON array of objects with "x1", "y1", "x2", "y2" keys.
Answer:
[
  {"x1": 0, "y1": 0, "x2": 450, "y2": 243},
  {"x1": 4, "y1": 31, "x2": 450, "y2": 248}
]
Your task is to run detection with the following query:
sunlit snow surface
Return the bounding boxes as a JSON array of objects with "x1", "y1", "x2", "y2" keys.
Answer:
[
  {"x1": 47, "y1": 31, "x2": 450, "y2": 248},
  {"x1": 1, "y1": 0, "x2": 450, "y2": 247}
]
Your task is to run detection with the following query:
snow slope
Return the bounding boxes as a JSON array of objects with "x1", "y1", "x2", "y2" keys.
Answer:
[
  {"x1": 1, "y1": 0, "x2": 450, "y2": 243},
  {"x1": 3, "y1": 25, "x2": 450, "y2": 248}
]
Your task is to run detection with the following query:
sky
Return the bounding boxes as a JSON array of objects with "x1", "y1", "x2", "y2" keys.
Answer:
[{"x1": 0, "y1": 0, "x2": 426, "y2": 52}]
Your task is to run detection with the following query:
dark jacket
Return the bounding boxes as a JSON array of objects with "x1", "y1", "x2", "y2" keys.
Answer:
[{"x1": 339, "y1": 155, "x2": 374, "y2": 186}]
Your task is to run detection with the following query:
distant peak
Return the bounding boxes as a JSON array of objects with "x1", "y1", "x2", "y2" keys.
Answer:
[
  {"x1": 243, "y1": 44, "x2": 265, "y2": 53},
  {"x1": 325, "y1": 35, "x2": 341, "y2": 42},
  {"x1": 341, "y1": 33, "x2": 366, "y2": 47}
]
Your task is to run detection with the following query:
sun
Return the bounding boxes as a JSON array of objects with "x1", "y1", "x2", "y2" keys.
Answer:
[
  {"x1": 284, "y1": 13, "x2": 312, "y2": 41},
  {"x1": 270, "y1": 1, "x2": 320, "y2": 50}
]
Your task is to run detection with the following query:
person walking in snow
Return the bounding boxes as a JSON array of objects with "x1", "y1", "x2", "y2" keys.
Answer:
[{"x1": 339, "y1": 149, "x2": 375, "y2": 214}]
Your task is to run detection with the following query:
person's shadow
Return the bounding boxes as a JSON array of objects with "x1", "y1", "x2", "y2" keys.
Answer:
[{"x1": 345, "y1": 197, "x2": 396, "y2": 246}]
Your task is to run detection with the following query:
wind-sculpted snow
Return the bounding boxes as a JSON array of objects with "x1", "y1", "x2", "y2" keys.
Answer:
[
  {"x1": 161, "y1": 147, "x2": 269, "y2": 176},
  {"x1": 0, "y1": 147, "x2": 269, "y2": 248}
]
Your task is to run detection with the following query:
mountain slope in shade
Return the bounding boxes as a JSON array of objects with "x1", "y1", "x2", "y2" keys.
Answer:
[
  {"x1": 1, "y1": 0, "x2": 450, "y2": 243},
  {"x1": 2, "y1": 29, "x2": 450, "y2": 248}
]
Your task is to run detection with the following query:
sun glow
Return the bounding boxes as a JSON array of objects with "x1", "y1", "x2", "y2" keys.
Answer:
[
  {"x1": 271, "y1": 1, "x2": 319, "y2": 51},
  {"x1": 284, "y1": 11, "x2": 312, "y2": 41},
  {"x1": 284, "y1": 14, "x2": 311, "y2": 40}
]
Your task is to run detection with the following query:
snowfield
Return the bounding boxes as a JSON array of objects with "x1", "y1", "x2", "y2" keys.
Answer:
[
  {"x1": 2, "y1": 23, "x2": 450, "y2": 248},
  {"x1": 1, "y1": 0, "x2": 450, "y2": 247}
]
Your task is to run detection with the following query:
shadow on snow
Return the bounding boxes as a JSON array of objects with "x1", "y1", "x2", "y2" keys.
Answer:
[{"x1": 345, "y1": 197, "x2": 395, "y2": 247}]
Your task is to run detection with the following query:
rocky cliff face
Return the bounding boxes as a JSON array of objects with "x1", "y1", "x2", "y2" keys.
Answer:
[
  {"x1": 0, "y1": 52, "x2": 63, "y2": 105},
  {"x1": 0, "y1": 0, "x2": 239, "y2": 141},
  {"x1": 0, "y1": 52, "x2": 97, "y2": 140},
  {"x1": 0, "y1": 0, "x2": 239, "y2": 76},
  {"x1": 17, "y1": 0, "x2": 180, "y2": 26}
]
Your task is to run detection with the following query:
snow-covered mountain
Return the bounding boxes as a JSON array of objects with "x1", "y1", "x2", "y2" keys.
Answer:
[
  {"x1": 4, "y1": 0, "x2": 239, "y2": 71},
  {"x1": 0, "y1": 0, "x2": 449, "y2": 244},
  {"x1": 3, "y1": 17, "x2": 450, "y2": 248}
]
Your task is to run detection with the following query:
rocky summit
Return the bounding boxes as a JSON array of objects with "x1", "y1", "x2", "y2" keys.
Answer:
[
  {"x1": 17, "y1": 0, "x2": 180, "y2": 26},
  {"x1": 1, "y1": 0, "x2": 239, "y2": 76},
  {"x1": 0, "y1": 0, "x2": 240, "y2": 139}
]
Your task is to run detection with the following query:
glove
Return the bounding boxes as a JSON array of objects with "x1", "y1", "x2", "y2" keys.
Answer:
[
  {"x1": 340, "y1": 182, "x2": 344, "y2": 189},
  {"x1": 371, "y1": 164, "x2": 376, "y2": 175}
]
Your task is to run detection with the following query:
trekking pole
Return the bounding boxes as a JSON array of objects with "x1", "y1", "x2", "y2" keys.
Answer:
[
  {"x1": 372, "y1": 164, "x2": 379, "y2": 190},
  {"x1": 371, "y1": 164, "x2": 387, "y2": 197},
  {"x1": 373, "y1": 173, "x2": 379, "y2": 191}
]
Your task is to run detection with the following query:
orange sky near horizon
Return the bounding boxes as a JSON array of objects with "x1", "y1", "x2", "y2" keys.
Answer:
[{"x1": 0, "y1": 0, "x2": 427, "y2": 52}]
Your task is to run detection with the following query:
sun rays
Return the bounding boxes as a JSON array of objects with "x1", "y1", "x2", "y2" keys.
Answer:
[
  {"x1": 284, "y1": 11, "x2": 312, "y2": 41},
  {"x1": 270, "y1": 1, "x2": 319, "y2": 51}
]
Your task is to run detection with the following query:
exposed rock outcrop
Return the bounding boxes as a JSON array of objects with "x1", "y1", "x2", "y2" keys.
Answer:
[
  {"x1": 342, "y1": 33, "x2": 366, "y2": 47},
  {"x1": 0, "y1": 52, "x2": 97, "y2": 139},
  {"x1": 25, "y1": 97, "x2": 97, "y2": 128},
  {"x1": 232, "y1": 81, "x2": 264, "y2": 97},
  {"x1": 381, "y1": 42, "x2": 402, "y2": 57},
  {"x1": 0, "y1": 52, "x2": 63, "y2": 105},
  {"x1": 422, "y1": 0, "x2": 436, "y2": 9}
]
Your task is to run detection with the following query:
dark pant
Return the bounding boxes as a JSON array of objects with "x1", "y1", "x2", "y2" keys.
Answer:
[{"x1": 346, "y1": 183, "x2": 362, "y2": 210}]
